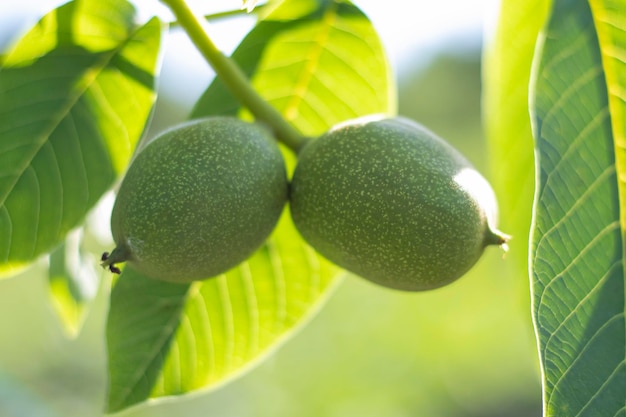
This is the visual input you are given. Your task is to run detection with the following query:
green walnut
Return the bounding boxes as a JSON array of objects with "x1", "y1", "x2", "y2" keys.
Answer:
[
  {"x1": 101, "y1": 117, "x2": 288, "y2": 283},
  {"x1": 289, "y1": 116, "x2": 508, "y2": 291}
]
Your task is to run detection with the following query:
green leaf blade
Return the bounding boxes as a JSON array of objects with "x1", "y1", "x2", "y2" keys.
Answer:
[
  {"x1": 0, "y1": 0, "x2": 162, "y2": 277},
  {"x1": 193, "y1": 0, "x2": 395, "y2": 134},
  {"x1": 106, "y1": 214, "x2": 341, "y2": 412},
  {"x1": 590, "y1": 0, "x2": 626, "y2": 235},
  {"x1": 482, "y1": 0, "x2": 552, "y2": 277},
  {"x1": 530, "y1": 0, "x2": 626, "y2": 415},
  {"x1": 106, "y1": 267, "x2": 190, "y2": 412}
]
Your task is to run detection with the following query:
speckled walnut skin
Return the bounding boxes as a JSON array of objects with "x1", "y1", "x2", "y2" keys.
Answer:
[
  {"x1": 289, "y1": 116, "x2": 506, "y2": 291},
  {"x1": 103, "y1": 117, "x2": 288, "y2": 283}
]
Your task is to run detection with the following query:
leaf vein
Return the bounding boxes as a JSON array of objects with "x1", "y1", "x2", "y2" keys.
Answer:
[
  {"x1": 573, "y1": 358, "x2": 626, "y2": 417},
  {"x1": 240, "y1": 260, "x2": 260, "y2": 357},
  {"x1": 547, "y1": 312, "x2": 625, "y2": 409},
  {"x1": 536, "y1": 220, "x2": 620, "y2": 321},
  {"x1": 284, "y1": 2, "x2": 338, "y2": 121},
  {"x1": 542, "y1": 258, "x2": 621, "y2": 354},
  {"x1": 535, "y1": 163, "x2": 615, "y2": 255},
  {"x1": 217, "y1": 276, "x2": 236, "y2": 371},
  {"x1": 266, "y1": 238, "x2": 287, "y2": 334},
  {"x1": 542, "y1": 65, "x2": 604, "y2": 124},
  {"x1": 110, "y1": 306, "x2": 183, "y2": 409}
]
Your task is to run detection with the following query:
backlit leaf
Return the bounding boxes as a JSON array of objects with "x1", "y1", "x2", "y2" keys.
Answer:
[
  {"x1": 192, "y1": 0, "x2": 395, "y2": 135},
  {"x1": 106, "y1": 214, "x2": 341, "y2": 412},
  {"x1": 0, "y1": 0, "x2": 162, "y2": 277},
  {"x1": 530, "y1": 0, "x2": 626, "y2": 415},
  {"x1": 482, "y1": 0, "x2": 551, "y2": 280}
]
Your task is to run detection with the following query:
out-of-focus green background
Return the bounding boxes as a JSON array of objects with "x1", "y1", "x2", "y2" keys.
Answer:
[{"x1": 0, "y1": 2, "x2": 541, "y2": 416}]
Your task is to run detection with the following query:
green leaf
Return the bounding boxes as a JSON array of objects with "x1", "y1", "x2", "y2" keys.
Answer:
[
  {"x1": 590, "y1": 0, "x2": 626, "y2": 209},
  {"x1": 48, "y1": 227, "x2": 100, "y2": 337},
  {"x1": 0, "y1": 0, "x2": 162, "y2": 277},
  {"x1": 106, "y1": 0, "x2": 394, "y2": 412},
  {"x1": 482, "y1": 0, "x2": 551, "y2": 278},
  {"x1": 106, "y1": 266, "x2": 190, "y2": 412},
  {"x1": 192, "y1": 0, "x2": 396, "y2": 135},
  {"x1": 106, "y1": 214, "x2": 341, "y2": 412},
  {"x1": 530, "y1": 0, "x2": 626, "y2": 415}
]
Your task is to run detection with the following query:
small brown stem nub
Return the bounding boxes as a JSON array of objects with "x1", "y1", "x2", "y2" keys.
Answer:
[{"x1": 100, "y1": 246, "x2": 131, "y2": 274}]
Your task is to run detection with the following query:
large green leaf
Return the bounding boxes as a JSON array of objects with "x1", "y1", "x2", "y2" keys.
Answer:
[
  {"x1": 0, "y1": 0, "x2": 162, "y2": 277},
  {"x1": 106, "y1": 0, "x2": 394, "y2": 412},
  {"x1": 192, "y1": 0, "x2": 395, "y2": 135},
  {"x1": 106, "y1": 214, "x2": 341, "y2": 413},
  {"x1": 590, "y1": 0, "x2": 626, "y2": 213},
  {"x1": 530, "y1": 0, "x2": 626, "y2": 415},
  {"x1": 482, "y1": 0, "x2": 551, "y2": 280}
]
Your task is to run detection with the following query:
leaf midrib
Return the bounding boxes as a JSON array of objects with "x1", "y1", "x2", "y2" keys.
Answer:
[{"x1": 282, "y1": 2, "x2": 337, "y2": 120}]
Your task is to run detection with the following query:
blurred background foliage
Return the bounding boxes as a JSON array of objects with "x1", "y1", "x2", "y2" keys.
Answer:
[{"x1": 0, "y1": 3, "x2": 541, "y2": 417}]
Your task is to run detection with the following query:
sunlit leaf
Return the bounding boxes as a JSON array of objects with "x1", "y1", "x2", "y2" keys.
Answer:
[
  {"x1": 106, "y1": 213, "x2": 341, "y2": 412},
  {"x1": 0, "y1": 0, "x2": 162, "y2": 277},
  {"x1": 530, "y1": 0, "x2": 626, "y2": 415},
  {"x1": 590, "y1": 0, "x2": 626, "y2": 218},
  {"x1": 482, "y1": 0, "x2": 551, "y2": 278},
  {"x1": 106, "y1": 0, "x2": 394, "y2": 411},
  {"x1": 106, "y1": 266, "x2": 190, "y2": 412},
  {"x1": 192, "y1": 0, "x2": 395, "y2": 136}
]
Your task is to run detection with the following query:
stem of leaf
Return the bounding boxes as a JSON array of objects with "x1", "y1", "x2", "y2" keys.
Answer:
[{"x1": 160, "y1": 0, "x2": 308, "y2": 153}]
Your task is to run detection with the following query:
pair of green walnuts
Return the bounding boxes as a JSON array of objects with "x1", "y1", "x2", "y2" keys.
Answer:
[{"x1": 101, "y1": 116, "x2": 508, "y2": 291}]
